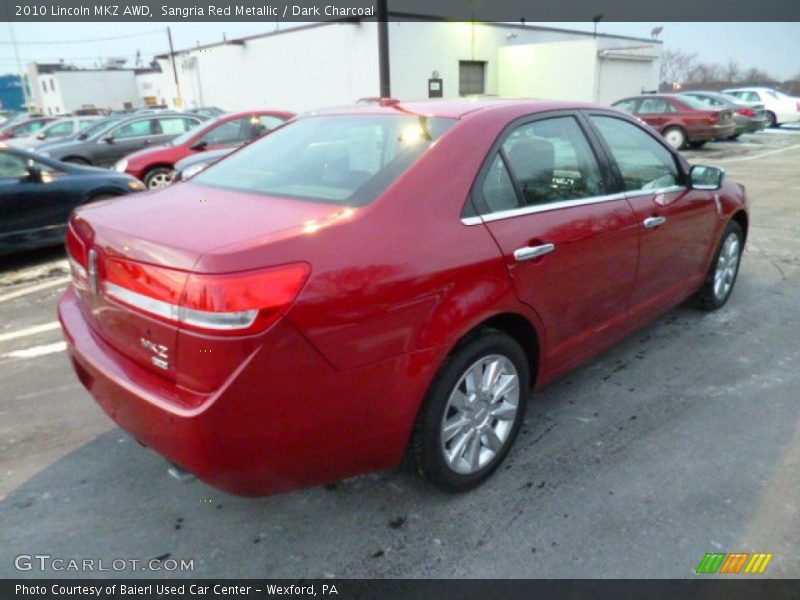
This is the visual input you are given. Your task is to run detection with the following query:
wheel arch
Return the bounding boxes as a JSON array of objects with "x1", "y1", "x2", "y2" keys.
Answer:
[
  {"x1": 442, "y1": 311, "x2": 542, "y2": 391},
  {"x1": 731, "y1": 209, "x2": 749, "y2": 245}
]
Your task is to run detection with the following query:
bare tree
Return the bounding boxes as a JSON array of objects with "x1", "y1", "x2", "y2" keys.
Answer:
[{"x1": 659, "y1": 48, "x2": 697, "y2": 89}]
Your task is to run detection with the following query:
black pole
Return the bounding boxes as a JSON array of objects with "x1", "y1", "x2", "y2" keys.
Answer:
[
  {"x1": 377, "y1": 0, "x2": 390, "y2": 98},
  {"x1": 167, "y1": 26, "x2": 183, "y2": 108}
]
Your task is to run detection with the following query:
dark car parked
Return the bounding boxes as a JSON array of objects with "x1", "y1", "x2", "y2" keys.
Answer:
[
  {"x1": 612, "y1": 94, "x2": 736, "y2": 150},
  {"x1": 37, "y1": 113, "x2": 204, "y2": 168},
  {"x1": 681, "y1": 91, "x2": 768, "y2": 138},
  {"x1": 0, "y1": 145, "x2": 144, "y2": 255}
]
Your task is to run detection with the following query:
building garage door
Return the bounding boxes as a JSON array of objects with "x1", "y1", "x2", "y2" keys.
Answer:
[{"x1": 459, "y1": 61, "x2": 486, "y2": 96}]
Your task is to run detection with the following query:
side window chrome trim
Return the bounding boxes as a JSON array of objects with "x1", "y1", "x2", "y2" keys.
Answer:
[
  {"x1": 460, "y1": 192, "x2": 629, "y2": 225},
  {"x1": 624, "y1": 185, "x2": 687, "y2": 199}
]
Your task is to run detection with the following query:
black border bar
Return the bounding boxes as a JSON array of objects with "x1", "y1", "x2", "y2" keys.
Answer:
[
  {"x1": 4, "y1": 579, "x2": 800, "y2": 600},
  {"x1": 3, "y1": 0, "x2": 800, "y2": 22}
]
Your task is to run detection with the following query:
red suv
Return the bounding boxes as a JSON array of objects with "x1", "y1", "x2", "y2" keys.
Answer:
[
  {"x1": 115, "y1": 110, "x2": 294, "y2": 188},
  {"x1": 613, "y1": 94, "x2": 736, "y2": 149},
  {"x1": 60, "y1": 100, "x2": 748, "y2": 496}
]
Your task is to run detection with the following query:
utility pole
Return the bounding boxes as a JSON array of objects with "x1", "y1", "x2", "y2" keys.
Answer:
[
  {"x1": 377, "y1": 0, "x2": 390, "y2": 98},
  {"x1": 7, "y1": 22, "x2": 31, "y2": 112},
  {"x1": 166, "y1": 27, "x2": 183, "y2": 108}
]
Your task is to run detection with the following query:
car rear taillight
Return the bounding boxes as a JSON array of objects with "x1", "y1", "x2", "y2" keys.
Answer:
[
  {"x1": 66, "y1": 226, "x2": 87, "y2": 281},
  {"x1": 103, "y1": 258, "x2": 310, "y2": 336},
  {"x1": 737, "y1": 108, "x2": 757, "y2": 117}
]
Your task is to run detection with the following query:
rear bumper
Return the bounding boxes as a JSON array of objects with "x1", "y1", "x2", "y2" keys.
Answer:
[
  {"x1": 734, "y1": 117, "x2": 768, "y2": 134},
  {"x1": 58, "y1": 287, "x2": 441, "y2": 496},
  {"x1": 688, "y1": 123, "x2": 737, "y2": 141}
]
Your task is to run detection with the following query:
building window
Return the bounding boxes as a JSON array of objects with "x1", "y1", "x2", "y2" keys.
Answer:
[
  {"x1": 42, "y1": 80, "x2": 47, "y2": 93},
  {"x1": 50, "y1": 78, "x2": 55, "y2": 91},
  {"x1": 459, "y1": 60, "x2": 486, "y2": 96}
]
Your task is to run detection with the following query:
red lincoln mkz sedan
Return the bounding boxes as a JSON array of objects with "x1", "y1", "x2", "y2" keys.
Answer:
[{"x1": 59, "y1": 99, "x2": 748, "y2": 496}]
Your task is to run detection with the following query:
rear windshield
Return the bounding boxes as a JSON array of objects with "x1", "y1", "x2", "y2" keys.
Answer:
[{"x1": 192, "y1": 114, "x2": 456, "y2": 206}]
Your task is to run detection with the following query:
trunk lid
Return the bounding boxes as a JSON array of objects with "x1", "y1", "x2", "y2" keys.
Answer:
[{"x1": 69, "y1": 183, "x2": 341, "y2": 380}]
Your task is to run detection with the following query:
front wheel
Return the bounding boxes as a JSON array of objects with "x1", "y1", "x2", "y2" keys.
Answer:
[
  {"x1": 409, "y1": 329, "x2": 529, "y2": 492},
  {"x1": 696, "y1": 221, "x2": 744, "y2": 310},
  {"x1": 144, "y1": 167, "x2": 173, "y2": 189}
]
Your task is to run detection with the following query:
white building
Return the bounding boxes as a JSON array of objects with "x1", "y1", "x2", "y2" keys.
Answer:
[
  {"x1": 26, "y1": 63, "x2": 157, "y2": 114},
  {"x1": 148, "y1": 21, "x2": 661, "y2": 113}
]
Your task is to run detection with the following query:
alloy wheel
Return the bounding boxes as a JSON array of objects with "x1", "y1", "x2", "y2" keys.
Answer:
[
  {"x1": 440, "y1": 354, "x2": 520, "y2": 475},
  {"x1": 147, "y1": 171, "x2": 173, "y2": 189},
  {"x1": 713, "y1": 231, "x2": 741, "y2": 301},
  {"x1": 664, "y1": 128, "x2": 686, "y2": 150}
]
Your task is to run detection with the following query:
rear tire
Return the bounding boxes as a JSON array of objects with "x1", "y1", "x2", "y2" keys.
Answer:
[
  {"x1": 663, "y1": 126, "x2": 687, "y2": 150},
  {"x1": 696, "y1": 221, "x2": 744, "y2": 311},
  {"x1": 766, "y1": 111, "x2": 778, "y2": 128},
  {"x1": 144, "y1": 167, "x2": 173, "y2": 189},
  {"x1": 409, "y1": 329, "x2": 530, "y2": 492}
]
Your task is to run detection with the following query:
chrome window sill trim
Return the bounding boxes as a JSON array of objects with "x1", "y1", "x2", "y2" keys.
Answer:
[{"x1": 461, "y1": 192, "x2": 628, "y2": 225}]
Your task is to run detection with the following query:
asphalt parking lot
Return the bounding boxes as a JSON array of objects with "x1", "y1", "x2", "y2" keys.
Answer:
[{"x1": 1, "y1": 126, "x2": 798, "y2": 579}]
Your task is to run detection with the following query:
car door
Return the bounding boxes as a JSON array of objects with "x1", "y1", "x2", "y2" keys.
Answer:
[
  {"x1": 95, "y1": 118, "x2": 155, "y2": 166},
  {"x1": 470, "y1": 113, "x2": 640, "y2": 372},
  {"x1": 0, "y1": 151, "x2": 66, "y2": 249},
  {"x1": 587, "y1": 113, "x2": 719, "y2": 325}
]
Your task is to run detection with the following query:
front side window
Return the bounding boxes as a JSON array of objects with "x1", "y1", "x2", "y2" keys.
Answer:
[
  {"x1": 193, "y1": 114, "x2": 455, "y2": 206},
  {"x1": 591, "y1": 115, "x2": 680, "y2": 192},
  {"x1": 500, "y1": 116, "x2": 605, "y2": 207}
]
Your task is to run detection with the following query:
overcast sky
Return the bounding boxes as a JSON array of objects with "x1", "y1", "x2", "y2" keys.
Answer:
[{"x1": 3, "y1": 22, "x2": 799, "y2": 79}]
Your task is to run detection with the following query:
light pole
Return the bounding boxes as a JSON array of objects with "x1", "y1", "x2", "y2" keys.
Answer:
[{"x1": 6, "y1": 22, "x2": 31, "y2": 111}]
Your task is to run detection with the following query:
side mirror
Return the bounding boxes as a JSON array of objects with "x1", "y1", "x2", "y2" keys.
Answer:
[
  {"x1": 689, "y1": 165, "x2": 725, "y2": 190},
  {"x1": 101, "y1": 135, "x2": 114, "y2": 144},
  {"x1": 189, "y1": 140, "x2": 208, "y2": 152},
  {"x1": 23, "y1": 165, "x2": 43, "y2": 183}
]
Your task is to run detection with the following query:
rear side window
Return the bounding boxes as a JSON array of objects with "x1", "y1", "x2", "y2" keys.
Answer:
[
  {"x1": 113, "y1": 119, "x2": 152, "y2": 139},
  {"x1": 156, "y1": 117, "x2": 196, "y2": 135},
  {"x1": 638, "y1": 98, "x2": 677, "y2": 114},
  {"x1": 200, "y1": 118, "x2": 250, "y2": 146},
  {"x1": 591, "y1": 116, "x2": 680, "y2": 192},
  {"x1": 192, "y1": 114, "x2": 455, "y2": 206},
  {"x1": 500, "y1": 116, "x2": 605, "y2": 206},
  {"x1": 43, "y1": 121, "x2": 75, "y2": 138}
]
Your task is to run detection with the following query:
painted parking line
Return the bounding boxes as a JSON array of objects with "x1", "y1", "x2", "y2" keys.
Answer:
[
  {"x1": 715, "y1": 142, "x2": 800, "y2": 164},
  {"x1": 1, "y1": 341, "x2": 66, "y2": 360},
  {"x1": 0, "y1": 277, "x2": 71, "y2": 304},
  {"x1": 0, "y1": 321, "x2": 61, "y2": 344}
]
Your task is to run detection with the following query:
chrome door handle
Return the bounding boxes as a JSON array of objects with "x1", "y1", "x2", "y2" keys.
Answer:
[
  {"x1": 514, "y1": 243, "x2": 555, "y2": 262},
  {"x1": 643, "y1": 216, "x2": 666, "y2": 229}
]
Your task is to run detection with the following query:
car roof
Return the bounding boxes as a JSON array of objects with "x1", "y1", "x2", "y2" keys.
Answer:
[{"x1": 306, "y1": 98, "x2": 608, "y2": 119}]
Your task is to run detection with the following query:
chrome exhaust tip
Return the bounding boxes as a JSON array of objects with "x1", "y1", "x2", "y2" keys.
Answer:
[{"x1": 167, "y1": 462, "x2": 195, "y2": 482}]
